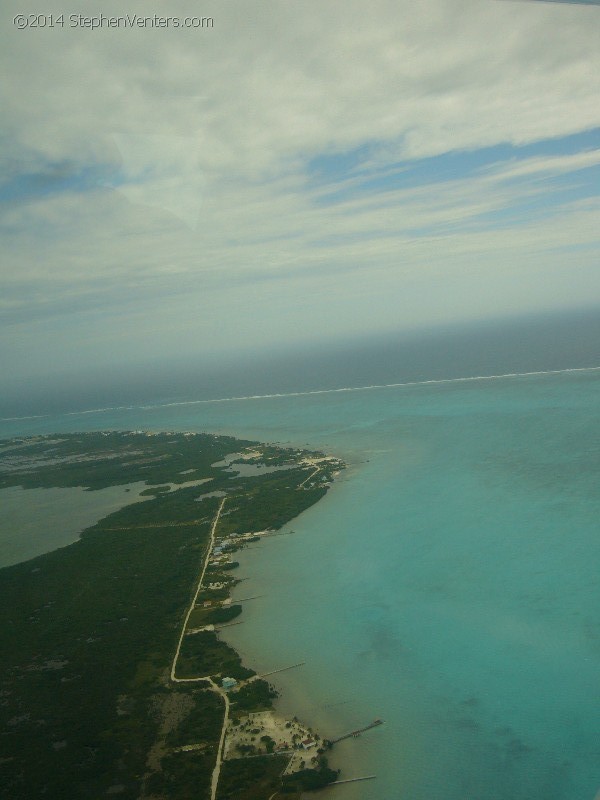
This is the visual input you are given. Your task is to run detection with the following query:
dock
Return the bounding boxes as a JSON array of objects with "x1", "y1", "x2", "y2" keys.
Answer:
[
  {"x1": 231, "y1": 594, "x2": 265, "y2": 603},
  {"x1": 330, "y1": 719, "x2": 383, "y2": 744},
  {"x1": 328, "y1": 775, "x2": 376, "y2": 786},
  {"x1": 259, "y1": 661, "x2": 305, "y2": 678}
]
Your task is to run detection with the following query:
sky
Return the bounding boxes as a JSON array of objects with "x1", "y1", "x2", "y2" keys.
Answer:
[{"x1": 1, "y1": 0, "x2": 599, "y2": 391}]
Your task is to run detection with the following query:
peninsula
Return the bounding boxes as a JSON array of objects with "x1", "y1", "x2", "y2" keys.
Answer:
[{"x1": 0, "y1": 431, "x2": 344, "y2": 799}]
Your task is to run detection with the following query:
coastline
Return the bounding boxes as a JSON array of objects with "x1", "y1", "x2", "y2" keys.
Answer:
[
  {"x1": 197, "y1": 448, "x2": 354, "y2": 796},
  {"x1": 216, "y1": 463, "x2": 378, "y2": 798},
  {"x1": 0, "y1": 432, "x2": 348, "y2": 799}
]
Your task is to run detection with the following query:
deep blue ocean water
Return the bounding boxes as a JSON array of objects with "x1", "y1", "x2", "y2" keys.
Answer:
[{"x1": 1, "y1": 364, "x2": 599, "y2": 799}]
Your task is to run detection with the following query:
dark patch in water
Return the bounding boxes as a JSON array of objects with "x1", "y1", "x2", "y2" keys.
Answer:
[
  {"x1": 454, "y1": 716, "x2": 480, "y2": 731},
  {"x1": 504, "y1": 737, "x2": 533, "y2": 760}
]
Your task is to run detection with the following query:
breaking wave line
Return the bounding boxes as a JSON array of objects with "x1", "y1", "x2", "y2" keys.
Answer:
[
  {"x1": 0, "y1": 414, "x2": 50, "y2": 422},
  {"x1": 2, "y1": 366, "x2": 598, "y2": 422},
  {"x1": 139, "y1": 365, "x2": 600, "y2": 409}
]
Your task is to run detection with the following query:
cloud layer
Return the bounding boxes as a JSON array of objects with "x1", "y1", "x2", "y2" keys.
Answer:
[{"x1": 1, "y1": 0, "x2": 599, "y2": 380}]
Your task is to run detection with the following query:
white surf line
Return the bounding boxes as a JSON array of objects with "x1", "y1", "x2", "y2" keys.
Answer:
[
  {"x1": 8, "y1": 365, "x2": 597, "y2": 422},
  {"x1": 170, "y1": 497, "x2": 226, "y2": 683},
  {"x1": 140, "y1": 365, "x2": 600, "y2": 409},
  {"x1": 0, "y1": 414, "x2": 51, "y2": 421}
]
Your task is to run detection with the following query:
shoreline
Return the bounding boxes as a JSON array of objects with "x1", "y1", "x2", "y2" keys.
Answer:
[
  {"x1": 192, "y1": 449, "x2": 352, "y2": 796},
  {"x1": 215, "y1": 462, "x2": 378, "y2": 798},
  {"x1": 0, "y1": 480, "x2": 153, "y2": 568},
  {"x1": 0, "y1": 431, "x2": 349, "y2": 799}
]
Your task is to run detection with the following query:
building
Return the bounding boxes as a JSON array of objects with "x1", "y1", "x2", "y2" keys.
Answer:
[
  {"x1": 301, "y1": 738, "x2": 316, "y2": 750},
  {"x1": 222, "y1": 677, "x2": 238, "y2": 691}
]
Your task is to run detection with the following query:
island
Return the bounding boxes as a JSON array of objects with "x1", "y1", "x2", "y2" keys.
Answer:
[{"x1": 0, "y1": 431, "x2": 345, "y2": 799}]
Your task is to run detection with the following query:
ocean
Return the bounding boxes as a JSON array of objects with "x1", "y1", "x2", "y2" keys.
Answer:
[{"x1": 1, "y1": 317, "x2": 599, "y2": 799}]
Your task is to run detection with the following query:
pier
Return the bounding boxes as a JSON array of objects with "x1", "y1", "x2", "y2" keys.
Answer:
[
  {"x1": 215, "y1": 620, "x2": 245, "y2": 630},
  {"x1": 231, "y1": 594, "x2": 265, "y2": 602},
  {"x1": 330, "y1": 719, "x2": 383, "y2": 744},
  {"x1": 259, "y1": 661, "x2": 306, "y2": 678},
  {"x1": 328, "y1": 775, "x2": 377, "y2": 786}
]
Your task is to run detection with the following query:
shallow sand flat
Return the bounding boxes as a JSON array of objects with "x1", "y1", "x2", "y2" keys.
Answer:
[{"x1": 218, "y1": 521, "x2": 378, "y2": 797}]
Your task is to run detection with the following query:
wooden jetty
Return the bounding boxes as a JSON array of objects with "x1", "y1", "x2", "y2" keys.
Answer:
[
  {"x1": 328, "y1": 775, "x2": 377, "y2": 786},
  {"x1": 330, "y1": 719, "x2": 383, "y2": 744},
  {"x1": 259, "y1": 661, "x2": 305, "y2": 678},
  {"x1": 231, "y1": 594, "x2": 265, "y2": 602}
]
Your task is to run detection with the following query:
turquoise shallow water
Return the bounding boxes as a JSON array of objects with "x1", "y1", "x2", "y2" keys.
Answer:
[{"x1": 1, "y1": 370, "x2": 599, "y2": 799}]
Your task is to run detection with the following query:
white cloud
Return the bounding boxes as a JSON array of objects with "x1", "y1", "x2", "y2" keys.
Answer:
[
  {"x1": 483, "y1": 149, "x2": 600, "y2": 181},
  {"x1": 111, "y1": 134, "x2": 206, "y2": 228},
  {"x1": 0, "y1": 0, "x2": 599, "y2": 379},
  {"x1": 2, "y1": 0, "x2": 599, "y2": 174}
]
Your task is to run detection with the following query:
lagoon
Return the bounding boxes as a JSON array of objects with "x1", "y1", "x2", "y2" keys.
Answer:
[{"x1": 0, "y1": 482, "x2": 150, "y2": 568}]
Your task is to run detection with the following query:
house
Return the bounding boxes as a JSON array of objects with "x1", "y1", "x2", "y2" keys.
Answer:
[
  {"x1": 301, "y1": 738, "x2": 316, "y2": 750},
  {"x1": 222, "y1": 677, "x2": 238, "y2": 691}
]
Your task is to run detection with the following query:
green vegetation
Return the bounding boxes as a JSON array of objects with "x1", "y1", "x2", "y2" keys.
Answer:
[
  {"x1": 165, "y1": 690, "x2": 223, "y2": 749},
  {"x1": 216, "y1": 471, "x2": 329, "y2": 536},
  {"x1": 0, "y1": 431, "x2": 254, "y2": 491},
  {"x1": 147, "y1": 749, "x2": 216, "y2": 799},
  {"x1": 139, "y1": 484, "x2": 171, "y2": 495},
  {"x1": 280, "y1": 761, "x2": 339, "y2": 793},
  {"x1": 0, "y1": 513, "x2": 213, "y2": 798},
  {"x1": 187, "y1": 603, "x2": 243, "y2": 628},
  {"x1": 231, "y1": 679, "x2": 278, "y2": 715},
  {"x1": 177, "y1": 630, "x2": 255, "y2": 681},
  {"x1": 206, "y1": 604, "x2": 243, "y2": 625},
  {"x1": 217, "y1": 756, "x2": 289, "y2": 800},
  {"x1": 215, "y1": 560, "x2": 239, "y2": 571},
  {"x1": 0, "y1": 432, "x2": 344, "y2": 799}
]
